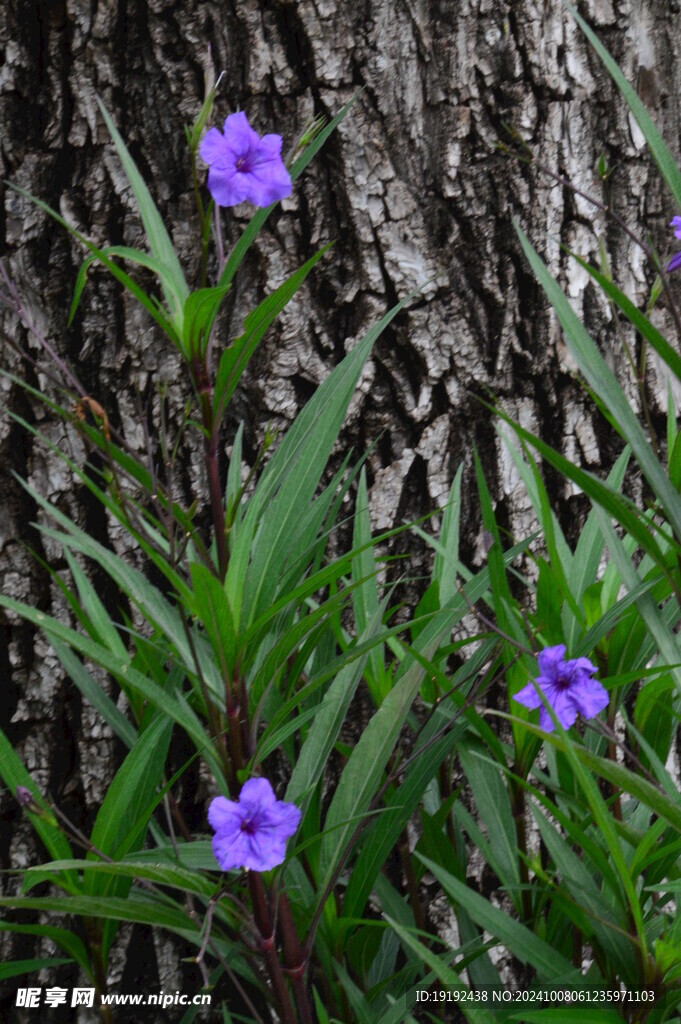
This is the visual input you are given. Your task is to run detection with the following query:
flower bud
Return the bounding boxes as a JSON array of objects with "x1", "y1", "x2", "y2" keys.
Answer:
[{"x1": 16, "y1": 785, "x2": 34, "y2": 808}]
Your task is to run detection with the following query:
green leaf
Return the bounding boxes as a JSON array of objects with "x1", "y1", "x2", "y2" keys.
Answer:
[
  {"x1": 189, "y1": 76, "x2": 221, "y2": 154},
  {"x1": 96, "y1": 96, "x2": 190, "y2": 331},
  {"x1": 0, "y1": 922, "x2": 91, "y2": 976},
  {"x1": 523, "y1": 685, "x2": 648, "y2": 956},
  {"x1": 570, "y1": 252, "x2": 681, "y2": 384},
  {"x1": 416, "y1": 854, "x2": 580, "y2": 982},
  {"x1": 351, "y1": 468, "x2": 384, "y2": 700},
  {"x1": 574, "y1": 573, "x2": 660, "y2": 658},
  {"x1": 668, "y1": 379, "x2": 677, "y2": 457},
  {"x1": 433, "y1": 464, "x2": 464, "y2": 605},
  {"x1": 255, "y1": 705, "x2": 320, "y2": 765},
  {"x1": 537, "y1": 557, "x2": 564, "y2": 640},
  {"x1": 635, "y1": 673, "x2": 675, "y2": 766},
  {"x1": 564, "y1": 448, "x2": 630, "y2": 650},
  {"x1": 15, "y1": 480, "x2": 220, "y2": 703},
  {"x1": 52, "y1": 641, "x2": 137, "y2": 749},
  {"x1": 3, "y1": 378, "x2": 204, "y2": 573},
  {"x1": 583, "y1": 741, "x2": 681, "y2": 835},
  {"x1": 592, "y1": 506, "x2": 681, "y2": 697},
  {"x1": 567, "y1": 1, "x2": 681, "y2": 208},
  {"x1": 531, "y1": 805, "x2": 635, "y2": 975},
  {"x1": 27, "y1": 858, "x2": 215, "y2": 899},
  {"x1": 0, "y1": 727, "x2": 75, "y2": 876},
  {"x1": 491, "y1": 403, "x2": 671, "y2": 573},
  {"x1": 671, "y1": 432, "x2": 681, "y2": 491},
  {"x1": 131, "y1": 840, "x2": 220, "y2": 872},
  {"x1": 0, "y1": 593, "x2": 227, "y2": 791},
  {"x1": 69, "y1": 245, "x2": 173, "y2": 326},
  {"x1": 341, "y1": 670, "x2": 480, "y2": 922},
  {"x1": 507, "y1": 1009, "x2": 625, "y2": 1024},
  {"x1": 332, "y1": 960, "x2": 378, "y2": 1024},
  {"x1": 214, "y1": 245, "x2": 331, "y2": 423},
  {"x1": 0, "y1": 959, "x2": 74, "y2": 982},
  {"x1": 62, "y1": 549, "x2": 128, "y2": 660},
  {"x1": 87, "y1": 716, "x2": 173, "y2": 876},
  {"x1": 0, "y1": 894, "x2": 197, "y2": 939},
  {"x1": 317, "y1": 549, "x2": 526, "y2": 899},
  {"x1": 474, "y1": 451, "x2": 513, "y2": 623},
  {"x1": 383, "y1": 918, "x2": 495, "y2": 1024},
  {"x1": 85, "y1": 716, "x2": 173, "y2": 959},
  {"x1": 498, "y1": 427, "x2": 573, "y2": 581},
  {"x1": 458, "y1": 740, "x2": 520, "y2": 898},
  {"x1": 515, "y1": 222, "x2": 681, "y2": 543},
  {"x1": 240, "y1": 292, "x2": 415, "y2": 627},
  {"x1": 182, "y1": 283, "x2": 230, "y2": 358},
  {"x1": 189, "y1": 563, "x2": 236, "y2": 680},
  {"x1": 286, "y1": 598, "x2": 389, "y2": 819},
  {"x1": 10, "y1": 186, "x2": 181, "y2": 346},
  {"x1": 313, "y1": 988, "x2": 334, "y2": 1024},
  {"x1": 649, "y1": 273, "x2": 663, "y2": 313}
]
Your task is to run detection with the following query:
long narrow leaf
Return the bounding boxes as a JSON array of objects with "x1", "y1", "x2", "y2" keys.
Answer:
[
  {"x1": 97, "y1": 97, "x2": 189, "y2": 329},
  {"x1": 567, "y1": 1, "x2": 681, "y2": 208},
  {"x1": 516, "y1": 223, "x2": 681, "y2": 543},
  {"x1": 416, "y1": 854, "x2": 581, "y2": 982}
]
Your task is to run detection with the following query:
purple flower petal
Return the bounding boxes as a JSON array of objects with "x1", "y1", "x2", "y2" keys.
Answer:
[
  {"x1": 260, "y1": 799, "x2": 301, "y2": 837},
  {"x1": 206, "y1": 165, "x2": 251, "y2": 207},
  {"x1": 243, "y1": 831, "x2": 291, "y2": 872},
  {"x1": 537, "y1": 644, "x2": 567, "y2": 676},
  {"x1": 207, "y1": 795, "x2": 242, "y2": 832},
  {"x1": 200, "y1": 127, "x2": 232, "y2": 167},
  {"x1": 213, "y1": 828, "x2": 251, "y2": 872},
  {"x1": 239, "y1": 777, "x2": 277, "y2": 812},
  {"x1": 221, "y1": 111, "x2": 260, "y2": 158},
  {"x1": 200, "y1": 112, "x2": 292, "y2": 208},
  {"x1": 517, "y1": 645, "x2": 606, "y2": 733},
  {"x1": 671, "y1": 215, "x2": 681, "y2": 240},
  {"x1": 208, "y1": 778, "x2": 301, "y2": 873},
  {"x1": 570, "y1": 676, "x2": 609, "y2": 719},
  {"x1": 256, "y1": 134, "x2": 284, "y2": 159},
  {"x1": 244, "y1": 162, "x2": 293, "y2": 206},
  {"x1": 514, "y1": 680, "x2": 543, "y2": 710},
  {"x1": 539, "y1": 687, "x2": 578, "y2": 731},
  {"x1": 568, "y1": 656, "x2": 598, "y2": 676},
  {"x1": 668, "y1": 251, "x2": 681, "y2": 274}
]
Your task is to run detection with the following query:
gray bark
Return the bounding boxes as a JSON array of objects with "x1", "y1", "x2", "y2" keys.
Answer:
[{"x1": 1, "y1": 0, "x2": 679, "y2": 1017}]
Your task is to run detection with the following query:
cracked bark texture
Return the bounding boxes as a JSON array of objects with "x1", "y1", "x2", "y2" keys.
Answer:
[{"x1": 1, "y1": 0, "x2": 680, "y2": 1018}]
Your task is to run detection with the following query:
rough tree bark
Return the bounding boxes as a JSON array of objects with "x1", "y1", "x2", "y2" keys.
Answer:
[{"x1": 1, "y1": 0, "x2": 679, "y2": 1019}]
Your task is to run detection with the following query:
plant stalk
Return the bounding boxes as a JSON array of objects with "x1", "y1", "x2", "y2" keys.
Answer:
[
  {"x1": 278, "y1": 892, "x2": 314, "y2": 1024},
  {"x1": 248, "y1": 873, "x2": 298, "y2": 1024}
]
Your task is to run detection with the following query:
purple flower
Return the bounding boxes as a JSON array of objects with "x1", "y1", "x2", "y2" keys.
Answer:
[
  {"x1": 667, "y1": 217, "x2": 681, "y2": 272},
  {"x1": 16, "y1": 785, "x2": 34, "y2": 808},
  {"x1": 200, "y1": 112, "x2": 293, "y2": 208},
  {"x1": 208, "y1": 778, "x2": 301, "y2": 873},
  {"x1": 514, "y1": 644, "x2": 608, "y2": 732},
  {"x1": 669, "y1": 251, "x2": 681, "y2": 274}
]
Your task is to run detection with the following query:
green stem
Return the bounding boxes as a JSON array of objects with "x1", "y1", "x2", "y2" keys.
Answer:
[
  {"x1": 249, "y1": 874, "x2": 298, "y2": 1024},
  {"x1": 510, "y1": 774, "x2": 532, "y2": 922},
  {"x1": 279, "y1": 892, "x2": 314, "y2": 1024},
  {"x1": 204, "y1": 433, "x2": 228, "y2": 580},
  {"x1": 438, "y1": 762, "x2": 457, "y2": 849},
  {"x1": 398, "y1": 832, "x2": 427, "y2": 933},
  {"x1": 192, "y1": 356, "x2": 228, "y2": 580},
  {"x1": 86, "y1": 921, "x2": 114, "y2": 1024},
  {"x1": 191, "y1": 152, "x2": 209, "y2": 289}
]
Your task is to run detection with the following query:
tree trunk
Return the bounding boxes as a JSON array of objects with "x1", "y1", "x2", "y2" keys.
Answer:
[{"x1": 1, "y1": 0, "x2": 677, "y2": 1018}]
